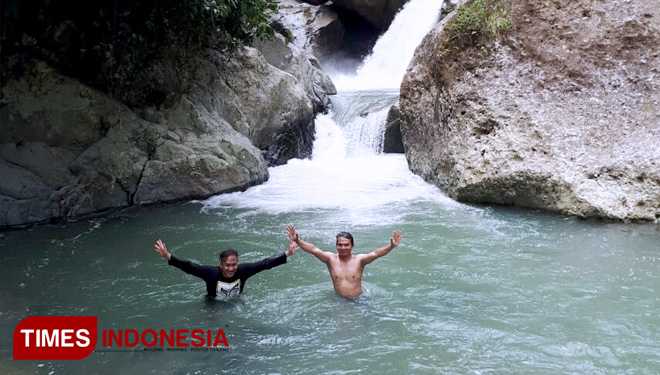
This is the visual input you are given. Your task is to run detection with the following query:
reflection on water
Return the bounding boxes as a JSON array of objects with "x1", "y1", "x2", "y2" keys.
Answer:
[{"x1": 1, "y1": 201, "x2": 659, "y2": 375}]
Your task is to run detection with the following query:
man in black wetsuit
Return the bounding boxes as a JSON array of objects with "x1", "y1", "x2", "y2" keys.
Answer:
[{"x1": 154, "y1": 239, "x2": 298, "y2": 300}]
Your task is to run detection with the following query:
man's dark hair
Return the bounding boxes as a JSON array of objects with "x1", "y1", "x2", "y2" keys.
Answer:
[
  {"x1": 336, "y1": 232, "x2": 354, "y2": 246},
  {"x1": 219, "y1": 249, "x2": 239, "y2": 262}
]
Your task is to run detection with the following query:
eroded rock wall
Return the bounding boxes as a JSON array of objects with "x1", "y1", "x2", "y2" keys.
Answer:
[
  {"x1": 400, "y1": 0, "x2": 660, "y2": 221},
  {"x1": 0, "y1": 41, "x2": 326, "y2": 227}
]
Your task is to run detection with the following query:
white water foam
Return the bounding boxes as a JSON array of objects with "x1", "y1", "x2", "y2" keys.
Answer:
[
  {"x1": 202, "y1": 0, "x2": 453, "y2": 217},
  {"x1": 332, "y1": 0, "x2": 444, "y2": 90},
  {"x1": 202, "y1": 114, "x2": 455, "y2": 214}
]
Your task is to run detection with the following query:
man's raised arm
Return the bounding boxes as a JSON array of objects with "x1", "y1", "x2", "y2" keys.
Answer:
[
  {"x1": 239, "y1": 240, "x2": 298, "y2": 280},
  {"x1": 360, "y1": 230, "x2": 403, "y2": 265},
  {"x1": 286, "y1": 225, "x2": 332, "y2": 264},
  {"x1": 154, "y1": 239, "x2": 208, "y2": 279}
]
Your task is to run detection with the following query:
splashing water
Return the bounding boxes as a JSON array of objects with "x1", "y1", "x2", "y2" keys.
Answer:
[
  {"x1": 203, "y1": 0, "x2": 449, "y2": 223},
  {"x1": 332, "y1": 0, "x2": 445, "y2": 90}
]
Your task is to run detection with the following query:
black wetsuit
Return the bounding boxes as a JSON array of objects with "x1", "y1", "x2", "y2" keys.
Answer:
[{"x1": 168, "y1": 253, "x2": 287, "y2": 300}]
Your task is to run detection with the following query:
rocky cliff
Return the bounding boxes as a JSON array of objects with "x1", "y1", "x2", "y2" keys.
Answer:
[
  {"x1": 0, "y1": 39, "x2": 334, "y2": 227},
  {"x1": 400, "y1": 0, "x2": 660, "y2": 221}
]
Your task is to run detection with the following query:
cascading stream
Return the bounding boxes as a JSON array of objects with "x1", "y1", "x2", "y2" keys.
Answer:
[
  {"x1": 203, "y1": 0, "x2": 447, "y2": 217},
  {"x1": 332, "y1": 0, "x2": 446, "y2": 91}
]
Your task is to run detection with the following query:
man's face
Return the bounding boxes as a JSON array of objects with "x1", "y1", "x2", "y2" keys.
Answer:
[
  {"x1": 335, "y1": 237, "x2": 354, "y2": 257},
  {"x1": 220, "y1": 255, "x2": 238, "y2": 278}
]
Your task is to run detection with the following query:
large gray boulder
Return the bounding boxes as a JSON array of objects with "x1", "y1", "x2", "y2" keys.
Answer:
[
  {"x1": 400, "y1": 0, "x2": 660, "y2": 221},
  {"x1": 253, "y1": 32, "x2": 337, "y2": 113},
  {"x1": 199, "y1": 47, "x2": 316, "y2": 165},
  {"x1": 271, "y1": 0, "x2": 345, "y2": 60},
  {"x1": 0, "y1": 60, "x2": 268, "y2": 227},
  {"x1": 0, "y1": 42, "x2": 323, "y2": 227}
]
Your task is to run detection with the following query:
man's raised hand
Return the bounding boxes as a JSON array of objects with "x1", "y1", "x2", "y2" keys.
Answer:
[
  {"x1": 286, "y1": 225, "x2": 299, "y2": 243},
  {"x1": 285, "y1": 240, "x2": 299, "y2": 257},
  {"x1": 154, "y1": 239, "x2": 171, "y2": 260},
  {"x1": 390, "y1": 230, "x2": 403, "y2": 248}
]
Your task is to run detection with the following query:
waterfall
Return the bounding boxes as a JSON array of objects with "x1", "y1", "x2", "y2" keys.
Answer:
[
  {"x1": 329, "y1": 0, "x2": 444, "y2": 153},
  {"x1": 332, "y1": 0, "x2": 445, "y2": 91},
  {"x1": 330, "y1": 89, "x2": 400, "y2": 156},
  {"x1": 202, "y1": 0, "x2": 451, "y2": 217}
]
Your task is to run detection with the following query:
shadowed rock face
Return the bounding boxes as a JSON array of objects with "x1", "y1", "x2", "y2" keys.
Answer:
[
  {"x1": 271, "y1": 0, "x2": 381, "y2": 73},
  {"x1": 400, "y1": 0, "x2": 660, "y2": 221},
  {"x1": 0, "y1": 1, "x2": 352, "y2": 228},
  {"x1": 270, "y1": 0, "x2": 345, "y2": 61},
  {"x1": 0, "y1": 43, "x2": 323, "y2": 227},
  {"x1": 332, "y1": 0, "x2": 409, "y2": 31},
  {"x1": 384, "y1": 105, "x2": 405, "y2": 154},
  {"x1": 252, "y1": 32, "x2": 337, "y2": 115}
]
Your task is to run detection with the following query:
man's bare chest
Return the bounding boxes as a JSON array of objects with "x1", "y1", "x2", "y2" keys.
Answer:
[{"x1": 328, "y1": 261, "x2": 363, "y2": 280}]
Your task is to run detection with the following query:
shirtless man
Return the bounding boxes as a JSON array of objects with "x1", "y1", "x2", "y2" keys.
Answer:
[{"x1": 286, "y1": 225, "x2": 402, "y2": 298}]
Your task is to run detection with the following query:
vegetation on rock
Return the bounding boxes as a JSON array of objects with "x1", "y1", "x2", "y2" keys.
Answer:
[
  {"x1": 1, "y1": 0, "x2": 277, "y2": 104},
  {"x1": 437, "y1": 0, "x2": 512, "y2": 78}
]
